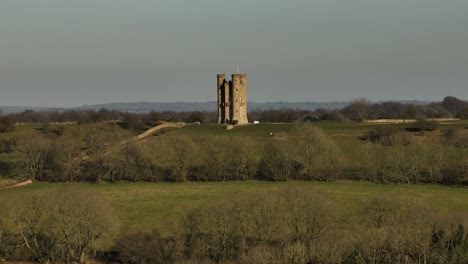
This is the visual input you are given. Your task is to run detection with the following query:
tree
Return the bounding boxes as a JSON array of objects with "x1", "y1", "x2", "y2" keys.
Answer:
[
  {"x1": 80, "y1": 123, "x2": 123, "y2": 182},
  {"x1": 458, "y1": 106, "x2": 468, "y2": 119},
  {"x1": 296, "y1": 124, "x2": 345, "y2": 180},
  {"x1": 14, "y1": 135, "x2": 53, "y2": 181},
  {"x1": 343, "y1": 98, "x2": 372, "y2": 122},
  {"x1": 0, "y1": 115, "x2": 15, "y2": 133},
  {"x1": 386, "y1": 143, "x2": 422, "y2": 183},
  {"x1": 51, "y1": 139, "x2": 83, "y2": 182},
  {"x1": 354, "y1": 195, "x2": 435, "y2": 263},
  {"x1": 185, "y1": 111, "x2": 205, "y2": 123},
  {"x1": 442, "y1": 129, "x2": 468, "y2": 183},
  {"x1": 225, "y1": 137, "x2": 259, "y2": 181},
  {"x1": 259, "y1": 139, "x2": 300, "y2": 181},
  {"x1": 174, "y1": 188, "x2": 336, "y2": 263},
  {"x1": 441, "y1": 96, "x2": 468, "y2": 116},
  {"x1": 421, "y1": 143, "x2": 445, "y2": 184},
  {"x1": 402, "y1": 104, "x2": 418, "y2": 121},
  {"x1": 278, "y1": 188, "x2": 334, "y2": 246},
  {"x1": 0, "y1": 187, "x2": 118, "y2": 263},
  {"x1": 359, "y1": 142, "x2": 385, "y2": 182},
  {"x1": 115, "y1": 231, "x2": 177, "y2": 264},
  {"x1": 164, "y1": 136, "x2": 198, "y2": 182},
  {"x1": 199, "y1": 137, "x2": 230, "y2": 181}
]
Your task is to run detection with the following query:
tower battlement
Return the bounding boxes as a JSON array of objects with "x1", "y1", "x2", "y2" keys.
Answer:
[{"x1": 217, "y1": 74, "x2": 248, "y2": 125}]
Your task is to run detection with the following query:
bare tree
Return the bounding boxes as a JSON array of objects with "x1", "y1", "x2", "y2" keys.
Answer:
[
  {"x1": 259, "y1": 139, "x2": 299, "y2": 181},
  {"x1": 296, "y1": 124, "x2": 345, "y2": 180},
  {"x1": 345, "y1": 98, "x2": 372, "y2": 122},
  {"x1": 0, "y1": 115, "x2": 15, "y2": 133},
  {"x1": 201, "y1": 137, "x2": 230, "y2": 181},
  {"x1": 164, "y1": 136, "x2": 198, "y2": 182},
  {"x1": 1, "y1": 187, "x2": 118, "y2": 263},
  {"x1": 422, "y1": 143, "x2": 446, "y2": 183},
  {"x1": 14, "y1": 135, "x2": 53, "y2": 181},
  {"x1": 227, "y1": 137, "x2": 259, "y2": 181}
]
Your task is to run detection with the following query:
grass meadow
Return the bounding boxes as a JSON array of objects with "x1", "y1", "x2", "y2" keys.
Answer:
[
  {"x1": 2, "y1": 120, "x2": 468, "y2": 162},
  {"x1": 2, "y1": 181, "x2": 468, "y2": 233},
  {"x1": 172, "y1": 120, "x2": 468, "y2": 160}
]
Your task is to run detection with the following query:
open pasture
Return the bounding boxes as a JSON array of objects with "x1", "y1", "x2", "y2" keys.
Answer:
[
  {"x1": 2, "y1": 181, "x2": 468, "y2": 232},
  {"x1": 170, "y1": 119, "x2": 468, "y2": 159}
]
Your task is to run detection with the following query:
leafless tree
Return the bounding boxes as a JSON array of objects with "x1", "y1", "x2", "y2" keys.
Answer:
[
  {"x1": 0, "y1": 187, "x2": 118, "y2": 263},
  {"x1": 14, "y1": 135, "x2": 53, "y2": 181}
]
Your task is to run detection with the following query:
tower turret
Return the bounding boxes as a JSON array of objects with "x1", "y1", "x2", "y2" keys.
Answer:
[{"x1": 217, "y1": 73, "x2": 248, "y2": 125}]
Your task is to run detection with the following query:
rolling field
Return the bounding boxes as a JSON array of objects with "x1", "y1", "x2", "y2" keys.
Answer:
[
  {"x1": 172, "y1": 120, "x2": 468, "y2": 139},
  {"x1": 2, "y1": 181, "x2": 468, "y2": 233},
  {"x1": 171, "y1": 120, "x2": 468, "y2": 159}
]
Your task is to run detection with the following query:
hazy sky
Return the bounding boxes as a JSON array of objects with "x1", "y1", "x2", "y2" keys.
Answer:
[{"x1": 1, "y1": 0, "x2": 467, "y2": 107}]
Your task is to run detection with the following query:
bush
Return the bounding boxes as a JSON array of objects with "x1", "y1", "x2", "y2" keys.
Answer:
[
  {"x1": 408, "y1": 119, "x2": 438, "y2": 132},
  {"x1": 0, "y1": 138, "x2": 16, "y2": 154},
  {"x1": 361, "y1": 126, "x2": 413, "y2": 146},
  {"x1": 115, "y1": 231, "x2": 178, "y2": 264},
  {"x1": 0, "y1": 115, "x2": 15, "y2": 133},
  {"x1": 175, "y1": 188, "x2": 336, "y2": 262}
]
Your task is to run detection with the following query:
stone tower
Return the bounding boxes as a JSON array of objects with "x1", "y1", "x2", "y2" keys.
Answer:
[{"x1": 217, "y1": 74, "x2": 248, "y2": 125}]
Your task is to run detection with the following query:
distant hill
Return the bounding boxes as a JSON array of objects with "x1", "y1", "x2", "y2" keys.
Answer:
[
  {"x1": 1, "y1": 100, "x2": 431, "y2": 114},
  {"x1": 0, "y1": 106, "x2": 66, "y2": 114},
  {"x1": 76, "y1": 101, "x2": 352, "y2": 113}
]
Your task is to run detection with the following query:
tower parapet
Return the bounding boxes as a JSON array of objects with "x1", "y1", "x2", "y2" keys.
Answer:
[{"x1": 217, "y1": 74, "x2": 248, "y2": 125}]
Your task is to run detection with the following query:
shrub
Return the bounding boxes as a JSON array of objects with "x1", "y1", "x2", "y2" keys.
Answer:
[
  {"x1": 0, "y1": 138, "x2": 16, "y2": 154},
  {"x1": 361, "y1": 126, "x2": 414, "y2": 146},
  {"x1": 406, "y1": 119, "x2": 438, "y2": 132},
  {"x1": 0, "y1": 115, "x2": 15, "y2": 133},
  {"x1": 115, "y1": 231, "x2": 178, "y2": 264}
]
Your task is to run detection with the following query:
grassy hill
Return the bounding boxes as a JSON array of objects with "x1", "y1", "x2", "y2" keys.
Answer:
[
  {"x1": 2, "y1": 119, "x2": 468, "y2": 168},
  {"x1": 170, "y1": 120, "x2": 468, "y2": 160}
]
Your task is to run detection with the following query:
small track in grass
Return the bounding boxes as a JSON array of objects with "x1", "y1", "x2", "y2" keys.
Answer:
[{"x1": 0, "y1": 179, "x2": 33, "y2": 190}]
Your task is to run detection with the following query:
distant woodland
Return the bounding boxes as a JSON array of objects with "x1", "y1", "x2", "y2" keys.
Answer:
[{"x1": 1, "y1": 96, "x2": 468, "y2": 127}]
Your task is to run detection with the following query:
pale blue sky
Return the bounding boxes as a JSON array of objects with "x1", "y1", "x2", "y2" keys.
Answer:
[{"x1": 1, "y1": 0, "x2": 467, "y2": 107}]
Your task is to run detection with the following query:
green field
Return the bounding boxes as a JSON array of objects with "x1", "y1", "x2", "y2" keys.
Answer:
[
  {"x1": 172, "y1": 120, "x2": 468, "y2": 138},
  {"x1": 170, "y1": 120, "x2": 468, "y2": 159},
  {"x1": 2, "y1": 120, "x2": 468, "y2": 160},
  {"x1": 2, "y1": 181, "x2": 468, "y2": 233}
]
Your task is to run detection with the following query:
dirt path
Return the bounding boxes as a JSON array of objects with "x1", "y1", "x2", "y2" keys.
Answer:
[
  {"x1": 0, "y1": 179, "x2": 33, "y2": 190},
  {"x1": 119, "y1": 122, "x2": 186, "y2": 146},
  {"x1": 79, "y1": 121, "x2": 186, "y2": 161}
]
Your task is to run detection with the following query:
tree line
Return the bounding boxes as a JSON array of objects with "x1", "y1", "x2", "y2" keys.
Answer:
[
  {"x1": 2, "y1": 187, "x2": 468, "y2": 263},
  {"x1": 2, "y1": 122, "x2": 468, "y2": 185},
  {"x1": 1, "y1": 96, "x2": 467, "y2": 131}
]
